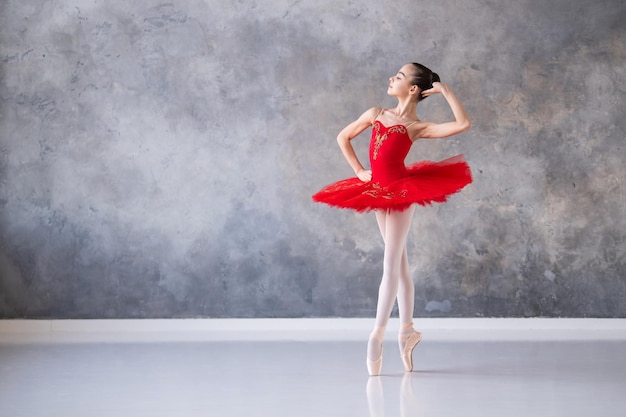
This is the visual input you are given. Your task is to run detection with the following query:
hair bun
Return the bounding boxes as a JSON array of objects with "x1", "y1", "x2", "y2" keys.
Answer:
[{"x1": 410, "y1": 62, "x2": 440, "y2": 101}]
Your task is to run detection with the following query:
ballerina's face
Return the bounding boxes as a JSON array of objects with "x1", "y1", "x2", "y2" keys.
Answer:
[{"x1": 387, "y1": 64, "x2": 417, "y2": 98}]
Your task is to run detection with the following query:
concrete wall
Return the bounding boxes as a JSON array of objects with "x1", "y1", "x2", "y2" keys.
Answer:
[{"x1": 1, "y1": 0, "x2": 624, "y2": 318}]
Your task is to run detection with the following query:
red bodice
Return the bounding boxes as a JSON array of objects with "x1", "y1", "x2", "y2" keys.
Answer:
[{"x1": 369, "y1": 121, "x2": 413, "y2": 185}]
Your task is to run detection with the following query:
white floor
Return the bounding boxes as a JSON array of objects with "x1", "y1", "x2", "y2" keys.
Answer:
[{"x1": 1, "y1": 319, "x2": 625, "y2": 417}]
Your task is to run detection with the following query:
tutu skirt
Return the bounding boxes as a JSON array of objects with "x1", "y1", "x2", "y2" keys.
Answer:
[{"x1": 312, "y1": 154, "x2": 472, "y2": 213}]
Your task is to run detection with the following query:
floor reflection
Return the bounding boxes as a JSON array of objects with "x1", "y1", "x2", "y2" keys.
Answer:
[{"x1": 367, "y1": 373, "x2": 419, "y2": 417}]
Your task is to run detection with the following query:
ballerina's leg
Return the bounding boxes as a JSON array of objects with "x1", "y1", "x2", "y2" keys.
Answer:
[{"x1": 368, "y1": 207, "x2": 415, "y2": 366}]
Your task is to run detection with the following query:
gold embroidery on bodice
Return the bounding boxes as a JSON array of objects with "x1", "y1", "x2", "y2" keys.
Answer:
[{"x1": 373, "y1": 123, "x2": 407, "y2": 160}]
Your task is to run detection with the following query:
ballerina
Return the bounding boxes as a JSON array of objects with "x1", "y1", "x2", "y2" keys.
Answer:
[{"x1": 313, "y1": 62, "x2": 472, "y2": 375}]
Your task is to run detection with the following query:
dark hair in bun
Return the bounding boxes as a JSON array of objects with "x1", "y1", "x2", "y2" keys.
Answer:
[{"x1": 410, "y1": 63, "x2": 440, "y2": 101}]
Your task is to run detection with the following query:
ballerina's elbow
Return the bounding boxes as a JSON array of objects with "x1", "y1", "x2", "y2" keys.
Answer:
[
  {"x1": 337, "y1": 134, "x2": 350, "y2": 146},
  {"x1": 460, "y1": 119, "x2": 472, "y2": 132}
]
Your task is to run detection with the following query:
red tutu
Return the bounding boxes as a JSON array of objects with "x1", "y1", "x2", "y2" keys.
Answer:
[
  {"x1": 312, "y1": 155, "x2": 472, "y2": 212},
  {"x1": 312, "y1": 120, "x2": 472, "y2": 213}
]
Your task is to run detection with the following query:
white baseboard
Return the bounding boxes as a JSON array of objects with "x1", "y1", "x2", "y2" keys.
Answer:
[{"x1": 1, "y1": 318, "x2": 625, "y2": 344}]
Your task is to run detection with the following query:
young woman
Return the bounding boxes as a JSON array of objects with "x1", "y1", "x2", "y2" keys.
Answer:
[{"x1": 312, "y1": 63, "x2": 472, "y2": 376}]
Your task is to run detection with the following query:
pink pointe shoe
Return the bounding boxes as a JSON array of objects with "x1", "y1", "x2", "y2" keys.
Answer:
[
  {"x1": 400, "y1": 331, "x2": 422, "y2": 372},
  {"x1": 367, "y1": 346, "x2": 383, "y2": 376},
  {"x1": 367, "y1": 335, "x2": 384, "y2": 376}
]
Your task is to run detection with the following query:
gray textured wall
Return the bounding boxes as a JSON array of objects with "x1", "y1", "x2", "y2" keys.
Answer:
[{"x1": 1, "y1": 0, "x2": 624, "y2": 318}]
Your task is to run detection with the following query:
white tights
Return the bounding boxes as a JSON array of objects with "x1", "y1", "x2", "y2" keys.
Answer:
[{"x1": 367, "y1": 206, "x2": 416, "y2": 361}]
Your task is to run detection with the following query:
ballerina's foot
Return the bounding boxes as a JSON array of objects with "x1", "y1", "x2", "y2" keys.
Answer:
[{"x1": 399, "y1": 331, "x2": 422, "y2": 372}]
